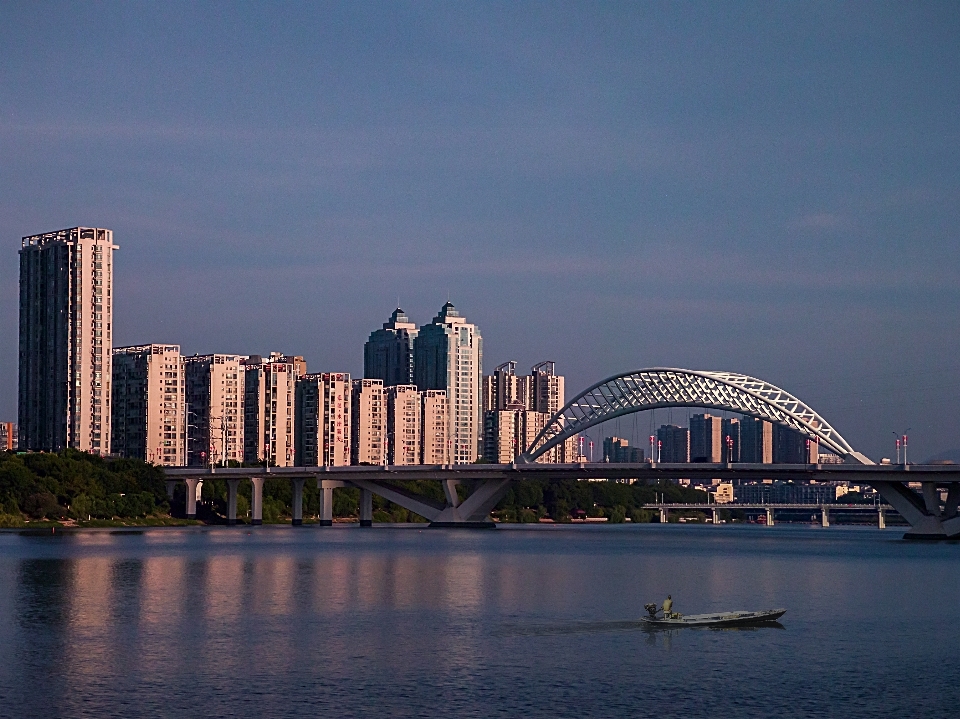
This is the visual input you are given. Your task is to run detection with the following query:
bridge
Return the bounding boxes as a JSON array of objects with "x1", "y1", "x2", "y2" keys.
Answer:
[
  {"x1": 163, "y1": 368, "x2": 960, "y2": 539},
  {"x1": 648, "y1": 502, "x2": 895, "y2": 528}
]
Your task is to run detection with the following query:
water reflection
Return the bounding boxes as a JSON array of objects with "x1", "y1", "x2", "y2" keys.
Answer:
[{"x1": 1, "y1": 526, "x2": 958, "y2": 718}]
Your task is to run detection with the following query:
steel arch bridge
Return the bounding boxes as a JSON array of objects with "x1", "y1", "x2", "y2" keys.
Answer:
[{"x1": 521, "y1": 368, "x2": 873, "y2": 465}]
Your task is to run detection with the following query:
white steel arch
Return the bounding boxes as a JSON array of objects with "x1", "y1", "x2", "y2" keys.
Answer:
[{"x1": 521, "y1": 368, "x2": 871, "y2": 464}]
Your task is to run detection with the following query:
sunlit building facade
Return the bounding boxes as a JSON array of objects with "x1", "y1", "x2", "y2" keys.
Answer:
[
  {"x1": 183, "y1": 354, "x2": 246, "y2": 466},
  {"x1": 111, "y1": 344, "x2": 185, "y2": 466},
  {"x1": 18, "y1": 227, "x2": 117, "y2": 454}
]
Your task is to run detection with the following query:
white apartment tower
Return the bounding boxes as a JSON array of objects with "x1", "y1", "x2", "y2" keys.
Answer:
[
  {"x1": 414, "y1": 302, "x2": 482, "y2": 464},
  {"x1": 183, "y1": 354, "x2": 246, "y2": 466},
  {"x1": 420, "y1": 389, "x2": 449, "y2": 464},
  {"x1": 386, "y1": 385, "x2": 421, "y2": 465},
  {"x1": 351, "y1": 379, "x2": 385, "y2": 465},
  {"x1": 19, "y1": 228, "x2": 117, "y2": 453},
  {"x1": 296, "y1": 373, "x2": 351, "y2": 466},
  {"x1": 111, "y1": 344, "x2": 185, "y2": 466},
  {"x1": 244, "y1": 354, "x2": 296, "y2": 466}
]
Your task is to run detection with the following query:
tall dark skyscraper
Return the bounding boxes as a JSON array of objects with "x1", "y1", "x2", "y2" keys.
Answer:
[
  {"x1": 773, "y1": 424, "x2": 818, "y2": 463},
  {"x1": 740, "y1": 416, "x2": 773, "y2": 463},
  {"x1": 657, "y1": 424, "x2": 689, "y2": 463},
  {"x1": 364, "y1": 308, "x2": 417, "y2": 387},
  {"x1": 18, "y1": 227, "x2": 116, "y2": 453}
]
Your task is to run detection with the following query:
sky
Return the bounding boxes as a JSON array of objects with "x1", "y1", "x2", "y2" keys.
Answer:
[{"x1": 2, "y1": 1, "x2": 959, "y2": 462}]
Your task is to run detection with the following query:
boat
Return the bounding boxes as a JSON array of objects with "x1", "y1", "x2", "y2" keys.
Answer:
[{"x1": 641, "y1": 604, "x2": 786, "y2": 627}]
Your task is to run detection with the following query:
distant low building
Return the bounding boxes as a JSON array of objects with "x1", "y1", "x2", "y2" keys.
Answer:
[
  {"x1": 737, "y1": 481, "x2": 835, "y2": 504},
  {"x1": 602, "y1": 436, "x2": 644, "y2": 463},
  {"x1": 1, "y1": 422, "x2": 17, "y2": 451},
  {"x1": 713, "y1": 482, "x2": 734, "y2": 503}
]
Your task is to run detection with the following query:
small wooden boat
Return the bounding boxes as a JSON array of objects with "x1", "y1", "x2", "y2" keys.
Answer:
[{"x1": 641, "y1": 608, "x2": 786, "y2": 627}]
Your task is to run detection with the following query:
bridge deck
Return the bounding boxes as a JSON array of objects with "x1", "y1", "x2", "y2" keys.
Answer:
[{"x1": 162, "y1": 462, "x2": 960, "y2": 482}]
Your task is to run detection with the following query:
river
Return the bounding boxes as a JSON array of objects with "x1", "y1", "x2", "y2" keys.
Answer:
[{"x1": 0, "y1": 524, "x2": 957, "y2": 718}]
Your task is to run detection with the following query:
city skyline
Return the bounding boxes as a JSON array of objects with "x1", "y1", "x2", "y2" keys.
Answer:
[{"x1": 2, "y1": 4, "x2": 959, "y2": 462}]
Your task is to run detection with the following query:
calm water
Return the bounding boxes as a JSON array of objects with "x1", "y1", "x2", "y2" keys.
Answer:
[{"x1": 0, "y1": 524, "x2": 957, "y2": 718}]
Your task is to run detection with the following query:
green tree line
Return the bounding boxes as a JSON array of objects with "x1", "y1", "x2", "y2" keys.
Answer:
[{"x1": 1, "y1": 450, "x2": 707, "y2": 526}]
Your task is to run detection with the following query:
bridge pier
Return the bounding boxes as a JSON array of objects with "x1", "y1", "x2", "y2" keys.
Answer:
[
  {"x1": 660, "y1": 507, "x2": 668, "y2": 524},
  {"x1": 765, "y1": 508, "x2": 774, "y2": 527},
  {"x1": 359, "y1": 488, "x2": 373, "y2": 527},
  {"x1": 185, "y1": 478, "x2": 202, "y2": 519},
  {"x1": 291, "y1": 478, "x2": 305, "y2": 526},
  {"x1": 821, "y1": 507, "x2": 830, "y2": 528},
  {"x1": 250, "y1": 477, "x2": 264, "y2": 525},
  {"x1": 316, "y1": 479, "x2": 346, "y2": 526},
  {"x1": 165, "y1": 480, "x2": 177, "y2": 501},
  {"x1": 873, "y1": 481, "x2": 960, "y2": 539},
  {"x1": 226, "y1": 479, "x2": 240, "y2": 525},
  {"x1": 878, "y1": 507, "x2": 886, "y2": 529},
  {"x1": 712, "y1": 508, "x2": 719, "y2": 525}
]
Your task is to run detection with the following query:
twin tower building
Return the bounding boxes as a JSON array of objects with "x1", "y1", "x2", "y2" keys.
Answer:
[{"x1": 17, "y1": 228, "x2": 569, "y2": 467}]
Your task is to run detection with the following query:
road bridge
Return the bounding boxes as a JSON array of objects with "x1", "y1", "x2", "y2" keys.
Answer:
[
  {"x1": 163, "y1": 367, "x2": 960, "y2": 539},
  {"x1": 163, "y1": 461, "x2": 960, "y2": 538},
  {"x1": 648, "y1": 502, "x2": 894, "y2": 528}
]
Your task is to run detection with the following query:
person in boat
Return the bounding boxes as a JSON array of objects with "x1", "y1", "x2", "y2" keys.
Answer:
[{"x1": 662, "y1": 595, "x2": 673, "y2": 618}]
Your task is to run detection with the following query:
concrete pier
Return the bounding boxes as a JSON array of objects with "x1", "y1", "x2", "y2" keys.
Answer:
[
  {"x1": 226, "y1": 479, "x2": 240, "y2": 525},
  {"x1": 878, "y1": 507, "x2": 886, "y2": 529},
  {"x1": 360, "y1": 488, "x2": 373, "y2": 527},
  {"x1": 320, "y1": 484, "x2": 333, "y2": 526},
  {"x1": 291, "y1": 478, "x2": 305, "y2": 526},
  {"x1": 165, "y1": 480, "x2": 177, "y2": 501},
  {"x1": 185, "y1": 478, "x2": 202, "y2": 519},
  {"x1": 250, "y1": 477, "x2": 264, "y2": 526},
  {"x1": 821, "y1": 507, "x2": 830, "y2": 527},
  {"x1": 712, "y1": 508, "x2": 719, "y2": 524},
  {"x1": 765, "y1": 508, "x2": 774, "y2": 526},
  {"x1": 660, "y1": 507, "x2": 668, "y2": 524}
]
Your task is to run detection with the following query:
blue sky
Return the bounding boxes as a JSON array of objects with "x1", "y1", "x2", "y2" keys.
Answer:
[{"x1": 2, "y1": 1, "x2": 959, "y2": 461}]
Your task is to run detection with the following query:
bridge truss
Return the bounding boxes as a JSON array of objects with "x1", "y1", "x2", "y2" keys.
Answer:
[{"x1": 522, "y1": 368, "x2": 871, "y2": 464}]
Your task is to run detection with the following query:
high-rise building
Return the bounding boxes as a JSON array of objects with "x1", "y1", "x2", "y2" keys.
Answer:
[
  {"x1": 183, "y1": 354, "x2": 246, "y2": 466},
  {"x1": 482, "y1": 403, "x2": 555, "y2": 464},
  {"x1": 386, "y1": 385, "x2": 421, "y2": 465},
  {"x1": 1, "y1": 422, "x2": 18, "y2": 451},
  {"x1": 740, "y1": 416, "x2": 773, "y2": 463},
  {"x1": 657, "y1": 425, "x2": 689, "y2": 463},
  {"x1": 482, "y1": 361, "x2": 530, "y2": 414},
  {"x1": 111, "y1": 344, "x2": 185, "y2": 466},
  {"x1": 483, "y1": 406, "x2": 523, "y2": 463},
  {"x1": 531, "y1": 361, "x2": 564, "y2": 415},
  {"x1": 244, "y1": 354, "x2": 296, "y2": 466},
  {"x1": 481, "y1": 360, "x2": 570, "y2": 462},
  {"x1": 414, "y1": 302, "x2": 482, "y2": 464},
  {"x1": 296, "y1": 373, "x2": 351, "y2": 467},
  {"x1": 420, "y1": 389, "x2": 449, "y2": 464},
  {"x1": 351, "y1": 379, "x2": 385, "y2": 465},
  {"x1": 773, "y1": 425, "x2": 819, "y2": 463},
  {"x1": 365, "y1": 308, "x2": 418, "y2": 387},
  {"x1": 18, "y1": 227, "x2": 117, "y2": 454},
  {"x1": 721, "y1": 417, "x2": 740, "y2": 463},
  {"x1": 689, "y1": 413, "x2": 723, "y2": 462}
]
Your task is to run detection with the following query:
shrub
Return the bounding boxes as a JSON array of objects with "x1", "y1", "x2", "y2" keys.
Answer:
[{"x1": 23, "y1": 492, "x2": 61, "y2": 519}]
